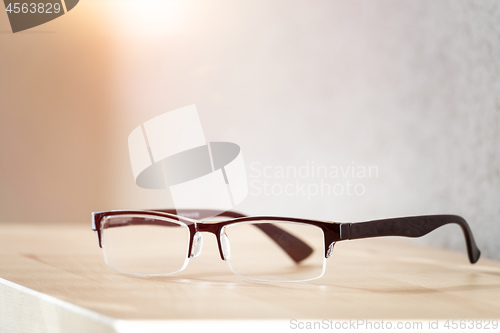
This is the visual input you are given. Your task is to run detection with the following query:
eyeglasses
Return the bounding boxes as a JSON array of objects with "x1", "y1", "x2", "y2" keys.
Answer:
[{"x1": 91, "y1": 209, "x2": 481, "y2": 282}]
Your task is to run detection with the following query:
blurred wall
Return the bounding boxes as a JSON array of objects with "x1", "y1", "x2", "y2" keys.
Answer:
[
  {"x1": 1, "y1": 0, "x2": 499, "y2": 260},
  {"x1": 0, "y1": 3, "x2": 116, "y2": 224}
]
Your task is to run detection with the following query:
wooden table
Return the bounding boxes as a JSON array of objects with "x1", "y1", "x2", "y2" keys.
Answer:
[{"x1": 1, "y1": 223, "x2": 499, "y2": 332}]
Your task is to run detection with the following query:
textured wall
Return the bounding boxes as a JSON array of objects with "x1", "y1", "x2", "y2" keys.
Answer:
[
  {"x1": 1, "y1": 1, "x2": 499, "y2": 260},
  {"x1": 107, "y1": 0, "x2": 500, "y2": 260}
]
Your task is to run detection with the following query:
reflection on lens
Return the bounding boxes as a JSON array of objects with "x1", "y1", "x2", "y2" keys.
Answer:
[
  {"x1": 223, "y1": 221, "x2": 325, "y2": 282},
  {"x1": 101, "y1": 215, "x2": 190, "y2": 275}
]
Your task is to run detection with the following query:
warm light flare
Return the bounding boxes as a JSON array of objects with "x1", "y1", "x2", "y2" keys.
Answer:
[{"x1": 104, "y1": 0, "x2": 188, "y2": 35}]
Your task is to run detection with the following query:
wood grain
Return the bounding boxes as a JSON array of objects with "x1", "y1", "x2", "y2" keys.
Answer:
[{"x1": 0, "y1": 223, "x2": 499, "y2": 332}]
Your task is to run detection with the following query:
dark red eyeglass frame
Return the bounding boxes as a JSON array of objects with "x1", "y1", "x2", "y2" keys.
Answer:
[{"x1": 92, "y1": 210, "x2": 481, "y2": 265}]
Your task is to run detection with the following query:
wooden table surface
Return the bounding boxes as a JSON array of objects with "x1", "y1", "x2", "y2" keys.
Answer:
[{"x1": 0, "y1": 222, "x2": 499, "y2": 333}]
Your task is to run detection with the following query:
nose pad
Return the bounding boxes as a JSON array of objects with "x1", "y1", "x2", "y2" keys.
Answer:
[
  {"x1": 221, "y1": 232, "x2": 230, "y2": 260},
  {"x1": 326, "y1": 242, "x2": 335, "y2": 258},
  {"x1": 190, "y1": 232, "x2": 203, "y2": 258}
]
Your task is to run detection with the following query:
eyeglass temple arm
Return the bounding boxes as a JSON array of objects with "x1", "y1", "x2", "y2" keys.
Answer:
[
  {"x1": 157, "y1": 209, "x2": 314, "y2": 263},
  {"x1": 339, "y1": 215, "x2": 480, "y2": 264}
]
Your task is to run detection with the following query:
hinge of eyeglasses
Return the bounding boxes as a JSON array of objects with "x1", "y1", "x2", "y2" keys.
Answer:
[{"x1": 340, "y1": 223, "x2": 352, "y2": 240}]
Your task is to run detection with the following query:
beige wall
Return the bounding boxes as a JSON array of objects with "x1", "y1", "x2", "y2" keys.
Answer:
[
  {"x1": 0, "y1": 4, "x2": 117, "y2": 223},
  {"x1": 1, "y1": 1, "x2": 499, "y2": 260}
]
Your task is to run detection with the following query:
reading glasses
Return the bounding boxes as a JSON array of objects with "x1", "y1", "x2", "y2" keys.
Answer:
[{"x1": 92, "y1": 209, "x2": 480, "y2": 282}]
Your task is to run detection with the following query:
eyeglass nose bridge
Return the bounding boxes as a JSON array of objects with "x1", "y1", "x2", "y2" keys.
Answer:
[{"x1": 192, "y1": 222, "x2": 228, "y2": 261}]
